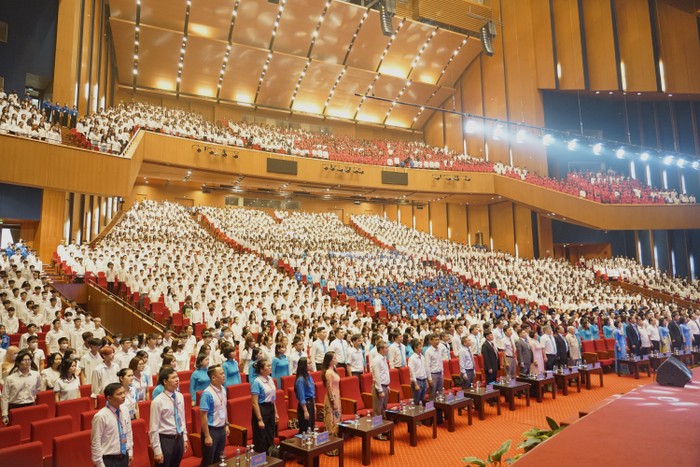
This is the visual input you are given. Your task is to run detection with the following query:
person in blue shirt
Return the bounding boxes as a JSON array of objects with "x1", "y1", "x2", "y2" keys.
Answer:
[
  {"x1": 250, "y1": 359, "x2": 278, "y2": 454},
  {"x1": 679, "y1": 317, "x2": 692, "y2": 350},
  {"x1": 578, "y1": 318, "x2": 592, "y2": 341},
  {"x1": 271, "y1": 343, "x2": 289, "y2": 388},
  {"x1": 602, "y1": 317, "x2": 615, "y2": 339},
  {"x1": 222, "y1": 347, "x2": 241, "y2": 387},
  {"x1": 294, "y1": 357, "x2": 316, "y2": 434},
  {"x1": 0, "y1": 325, "x2": 9, "y2": 349},
  {"x1": 248, "y1": 347, "x2": 262, "y2": 382},
  {"x1": 190, "y1": 353, "x2": 211, "y2": 403},
  {"x1": 613, "y1": 319, "x2": 627, "y2": 374}
]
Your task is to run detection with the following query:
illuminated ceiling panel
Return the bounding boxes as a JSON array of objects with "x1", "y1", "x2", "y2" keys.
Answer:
[
  {"x1": 187, "y1": 0, "x2": 234, "y2": 41},
  {"x1": 386, "y1": 103, "x2": 420, "y2": 128},
  {"x1": 257, "y1": 53, "x2": 309, "y2": 109},
  {"x1": 108, "y1": 0, "x2": 137, "y2": 23},
  {"x1": 325, "y1": 67, "x2": 375, "y2": 119},
  {"x1": 136, "y1": 25, "x2": 181, "y2": 92},
  {"x1": 311, "y1": 1, "x2": 364, "y2": 64},
  {"x1": 109, "y1": 19, "x2": 136, "y2": 84},
  {"x1": 356, "y1": 98, "x2": 392, "y2": 124},
  {"x1": 345, "y1": 12, "x2": 392, "y2": 72},
  {"x1": 139, "y1": 0, "x2": 187, "y2": 32},
  {"x1": 274, "y1": 0, "x2": 326, "y2": 56},
  {"x1": 179, "y1": 35, "x2": 227, "y2": 98},
  {"x1": 294, "y1": 61, "x2": 344, "y2": 114},
  {"x1": 378, "y1": 21, "x2": 433, "y2": 80},
  {"x1": 439, "y1": 39, "x2": 482, "y2": 86},
  {"x1": 218, "y1": 44, "x2": 268, "y2": 104},
  {"x1": 409, "y1": 30, "x2": 464, "y2": 85},
  {"x1": 231, "y1": 0, "x2": 277, "y2": 49}
]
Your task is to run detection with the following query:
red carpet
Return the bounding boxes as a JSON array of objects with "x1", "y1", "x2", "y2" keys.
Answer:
[
  {"x1": 281, "y1": 371, "x2": 652, "y2": 466},
  {"x1": 516, "y1": 367, "x2": 700, "y2": 467}
]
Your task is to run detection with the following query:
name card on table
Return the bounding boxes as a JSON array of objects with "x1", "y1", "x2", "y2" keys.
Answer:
[
  {"x1": 594, "y1": 362, "x2": 601, "y2": 368},
  {"x1": 455, "y1": 391, "x2": 465, "y2": 399},
  {"x1": 446, "y1": 393, "x2": 455, "y2": 402},
  {"x1": 425, "y1": 401, "x2": 435, "y2": 410},
  {"x1": 486, "y1": 385, "x2": 493, "y2": 391},
  {"x1": 372, "y1": 415, "x2": 383, "y2": 427},
  {"x1": 316, "y1": 431, "x2": 329, "y2": 445},
  {"x1": 250, "y1": 453, "x2": 267, "y2": 467},
  {"x1": 642, "y1": 355, "x2": 649, "y2": 360}
]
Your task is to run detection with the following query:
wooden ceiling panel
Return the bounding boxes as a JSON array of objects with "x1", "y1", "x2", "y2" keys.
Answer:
[
  {"x1": 231, "y1": 0, "x2": 277, "y2": 49},
  {"x1": 372, "y1": 74, "x2": 409, "y2": 100},
  {"x1": 218, "y1": 44, "x2": 268, "y2": 104},
  {"x1": 274, "y1": 0, "x2": 326, "y2": 56},
  {"x1": 404, "y1": 80, "x2": 440, "y2": 103},
  {"x1": 257, "y1": 53, "x2": 309, "y2": 109},
  {"x1": 378, "y1": 21, "x2": 433, "y2": 81},
  {"x1": 187, "y1": 0, "x2": 234, "y2": 41},
  {"x1": 108, "y1": 0, "x2": 137, "y2": 23},
  {"x1": 179, "y1": 35, "x2": 228, "y2": 98},
  {"x1": 345, "y1": 12, "x2": 391, "y2": 72},
  {"x1": 409, "y1": 30, "x2": 464, "y2": 85},
  {"x1": 139, "y1": 0, "x2": 187, "y2": 32},
  {"x1": 386, "y1": 103, "x2": 420, "y2": 129},
  {"x1": 109, "y1": 19, "x2": 136, "y2": 84},
  {"x1": 356, "y1": 98, "x2": 392, "y2": 124},
  {"x1": 325, "y1": 66, "x2": 375, "y2": 118},
  {"x1": 136, "y1": 25, "x2": 181, "y2": 92},
  {"x1": 294, "y1": 61, "x2": 344, "y2": 113},
  {"x1": 439, "y1": 38, "x2": 481, "y2": 87},
  {"x1": 311, "y1": 1, "x2": 364, "y2": 64}
]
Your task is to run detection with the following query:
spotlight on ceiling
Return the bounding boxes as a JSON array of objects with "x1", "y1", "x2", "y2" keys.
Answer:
[
  {"x1": 691, "y1": 161, "x2": 699, "y2": 170},
  {"x1": 542, "y1": 134, "x2": 555, "y2": 146},
  {"x1": 592, "y1": 143, "x2": 603, "y2": 155},
  {"x1": 465, "y1": 119, "x2": 481, "y2": 134},
  {"x1": 379, "y1": 0, "x2": 396, "y2": 37},
  {"x1": 663, "y1": 155, "x2": 674, "y2": 165},
  {"x1": 615, "y1": 148, "x2": 625, "y2": 159},
  {"x1": 567, "y1": 139, "x2": 578, "y2": 151},
  {"x1": 480, "y1": 21, "x2": 496, "y2": 57},
  {"x1": 515, "y1": 129, "x2": 526, "y2": 144},
  {"x1": 639, "y1": 152, "x2": 650, "y2": 162},
  {"x1": 493, "y1": 124, "x2": 504, "y2": 140},
  {"x1": 676, "y1": 158, "x2": 686, "y2": 168}
]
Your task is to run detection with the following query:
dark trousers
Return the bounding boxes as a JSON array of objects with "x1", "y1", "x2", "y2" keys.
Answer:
[
  {"x1": 297, "y1": 398, "x2": 316, "y2": 434},
  {"x1": 253, "y1": 402, "x2": 275, "y2": 453},
  {"x1": 107, "y1": 282, "x2": 115, "y2": 293},
  {"x1": 103, "y1": 454, "x2": 129, "y2": 467},
  {"x1": 412, "y1": 379, "x2": 427, "y2": 405},
  {"x1": 156, "y1": 434, "x2": 184, "y2": 467},
  {"x1": 201, "y1": 426, "x2": 226, "y2": 467},
  {"x1": 694, "y1": 335, "x2": 700, "y2": 347},
  {"x1": 545, "y1": 354, "x2": 557, "y2": 371},
  {"x1": 372, "y1": 384, "x2": 389, "y2": 418},
  {"x1": 651, "y1": 341, "x2": 660, "y2": 352}
]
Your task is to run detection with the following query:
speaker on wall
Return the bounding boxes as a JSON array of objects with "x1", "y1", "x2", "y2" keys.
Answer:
[{"x1": 655, "y1": 356, "x2": 692, "y2": 387}]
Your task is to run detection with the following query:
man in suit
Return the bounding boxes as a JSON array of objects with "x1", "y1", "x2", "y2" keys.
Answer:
[
  {"x1": 668, "y1": 314, "x2": 684, "y2": 351},
  {"x1": 554, "y1": 326, "x2": 569, "y2": 367},
  {"x1": 625, "y1": 315, "x2": 642, "y2": 357},
  {"x1": 481, "y1": 330, "x2": 500, "y2": 383},
  {"x1": 515, "y1": 328, "x2": 533, "y2": 376}
]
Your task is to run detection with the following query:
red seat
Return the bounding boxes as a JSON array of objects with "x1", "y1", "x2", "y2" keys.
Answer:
[
  {"x1": 594, "y1": 339, "x2": 614, "y2": 359},
  {"x1": 336, "y1": 367, "x2": 346, "y2": 378},
  {"x1": 226, "y1": 382, "x2": 251, "y2": 400},
  {"x1": 131, "y1": 419, "x2": 151, "y2": 467},
  {"x1": 359, "y1": 372, "x2": 373, "y2": 393},
  {"x1": 80, "y1": 410, "x2": 99, "y2": 430},
  {"x1": 0, "y1": 425, "x2": 21, "y2": 448},
  {"x1": 36, "y1": 390, "x2": 56, "y2": 417},
  {"x1": 281, "y1": 375, "x2": 296, "y2": 393},
  {"x1": 31, "y1": 415, "x2": 73, "y2": 467},
  {"x1": 274, "y1": 389, "x2": 298, "y2": 441},
  {"x1": 56, "y1": 397, "x2": 92, "y2": 432},
  {"x1": 79, "y1": 384, "x2": 92, "y2": 399},
  {"x1": 0, "y1": 441, "x2": 43, "y2": 466},
  {"x1": 227, "y1": 396, "x2": 253, "y2": 447},
  {"x1": 443, "y1": 360, "x2": 454, "y2": 390},
  {"x1": 310, "y1": 371, "x2": 322, "y2": 383},
  {"x1": 338, "y1": 376, "x2": 372, "y2": 417},
  {"x1": 177, "y1": 370, "x2": 193, "y2": 382},
  {"x1": 137, "y1": 400, "x2": 151, "y2": 427},
  {"x1": 398, "y1": 366, "x2": 413, "y2": 399},
  {"x1": 9, "y1": 404, "x2": 50, "y2": 443},
  {"x1": 53, "y1": 430, "x2": 92, "y2": 467},
  {"x1": 388, "y1": 368, "x2": 409, "y2": 403}
]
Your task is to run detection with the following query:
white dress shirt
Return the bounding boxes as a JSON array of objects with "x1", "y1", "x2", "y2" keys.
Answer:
[
  {"x1": 149, "y1": 390, "x2": 188, "y2": 457},
  {"x1": 407, "y1": 353, "x2": 427, "y2": 383},
  {"x1": 425, "y1": 346, "x2": 443, "y2": 376},
  {"x1": 91, "y1": 403, "x2": 134, "y2": 467},
  {"x1": 371, "y1": 354, "x2": 390, "y2": 392}
]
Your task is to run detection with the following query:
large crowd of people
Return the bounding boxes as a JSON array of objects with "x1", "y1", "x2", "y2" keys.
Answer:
[
  {"x1": 3, "y1": 91, "x2": 687, "y2": 205},
  {"x1": 2, "y1": 200, "x2": 700, "y2": 464}
]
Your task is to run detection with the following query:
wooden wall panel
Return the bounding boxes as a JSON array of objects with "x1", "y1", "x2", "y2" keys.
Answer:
[
  {"x1": 467, "y1": 204, "x2": 489, "y2": 247},
  {"x1": 615, "y1": 0, "x2": 657, "y2": 91},
  {"x1": 54, "y1": 0, "x2": 81, "y2": 104},
  {"x1": 384, "y1": 204, "x2": 398, "y2": 222},
  {"x1": 460, "y1": 58, "x2": 485, "y2": 159},
  {"x1": 538, "y1": 214, "x2": 554, "y2": 258},
  {"x1": 531, "y1": 0, "x2": 557, "y2": 90},
  {"x1": 514, "y1": 204, "x2": 534, "y2": 258},
  {"x1": 444, "y1": 113, "x2": 463, "y2": 154},
  {"x1": 655, "y1": 1, "x2": 700, "y2": 94},
  {"x1": 429, "y1": 202, "x2": 447, "y2": 239},
  {"x1": 424, "y1": 112, "x2": 444, "y2": 148},
  {"x1": 447, "y1": 203, "x2": 467, "y2": 243},
  {"x1": 414, "y1": 205, "x2": 429, "y2": 233},
  {"x1": 399, "y1": 205, "x2": 413, "y2": 229},
  {"x1": 552, "y1": 0, "x2": 585, "y2": 89},
  {"x1": 582, "y1": 0, "x2": 619, "y2": 90},
  {"x1": 489, "y1": 202, "x2": 515, "y2": 254}
]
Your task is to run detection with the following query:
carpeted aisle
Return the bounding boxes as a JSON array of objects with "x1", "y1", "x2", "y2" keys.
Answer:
[{"x1": 283, "y1": 372, "x2": 648, "y2": 466}]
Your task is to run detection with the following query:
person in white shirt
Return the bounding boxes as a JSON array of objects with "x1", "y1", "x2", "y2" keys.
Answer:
[
  {"x1": 309, "y1": 328, "x2": 328, "y2": 372},
  {"x1": 407, "y1": 339, "x2": 427, "y2": 405},
  {"x1": 370, "y1": 341, "x2": 390, "y2": 433},
  {"x1": 149, "y1": 368, "x2": 188, "y2": 465},
  {"x1": 45, "y1": 319, "x2": 67, "y2": 354},
  {"x1": 425, "y1": 333, "x2": 444, "y2": 424},
  {"x1": 348, "y1": 334, "x2": 366, "y2": 377},
  {"x1": 387, "y1": 331, "x2": 406, "y2": 368},
  {"x1": 91, "y1": 346, "x2": 119, "y2": 399},
  {"x1": 288, "y1": 336, "x2": 307, "y2": 376},
  {"x1": 90, "y1": 382, "x2": 134, "y2": 467},
  {"x1": 458, "y1": 335, "x2": 475, "y2": 389},
  {"x1": 27, "y1": 335, "x2": 45, "y2": 370},
  {"x1": 540, "y1": 326, "x2": 558, "y2": 372},
  {"x1": 329, "y1": 328, "x2": 350, "y2": 374}
]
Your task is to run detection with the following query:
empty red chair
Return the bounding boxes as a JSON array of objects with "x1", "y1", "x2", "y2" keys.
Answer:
[
  {"x1": 594, "y1": 339, "x2": 614, "y2": 359},
  {"x1": 79, "y1": 384, "x2": 92, "y2": 398},
  {"x1": 336, "y1": 367, "x2": 346, "y2": 377},
  {"x1": 9, "y1": 404, "x2": 50, "y2": 443},
  {"x1": 31, "y1": 415, "x2": 72, "y2": 467},
  {"x1": 310, "y1": 371, "x2": 322, "y2": 383},
  {"x1": 178, "y1": 370, "x2": 193, "y2": 382},
  {"x1": 130, "y1": 419, "x2": 150, "y2": 467},
  {"x1": 56, "y1": 397, "x2": 92, "y2": 432},
  {"x1": 274, "y1": 390, "x2": 298, "y2": 441},
  {"x1": 443, "y1": 360, "x2": 454, "y2": 390},
  {"x1": 398, "y1": 366, "x2": 413, "y2": 399},
  {"x1": 227, "y1": 396, "x2": 253, "y2": 447},
  {"x1": 359, "y1": 372, "x2": 374, "y2": 394},
  {"x1": 53, "y1": 430, "x2": 92, "y2": 467},
  {"x1": 80, "y1": 410, "x2": 99, "y2": 430},
  {"x1": 281, "y1": 375, "x2": 296, "y2": 393},
  {"x1": 0, "y1": 425, "x2": 21, "y2": 448},
  {"x1": 36, "y1": 389, "x2": 56, "y2": 417},
  {"x1": 137, "y1": 400, "x2": 151, "y2": 427},
  {"x1": 338, "y1": 376, "x2": 372, "y2": 416},
  {"x1": 0, "y1": 441, "x2": 43, "y2": 466},
  {"x1": 226, "y1": 382, "x2": 251, "y2": 400}
]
